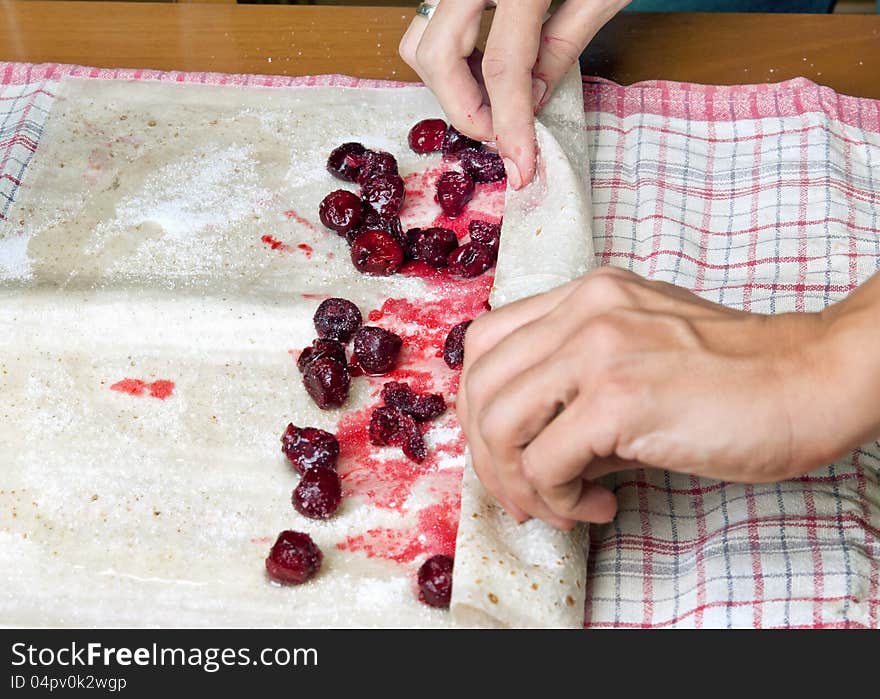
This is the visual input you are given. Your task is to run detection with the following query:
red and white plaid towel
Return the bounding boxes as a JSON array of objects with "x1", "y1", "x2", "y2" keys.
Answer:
[{"x1": 1, "y1": 63, "x2": 877, "y2": 628}]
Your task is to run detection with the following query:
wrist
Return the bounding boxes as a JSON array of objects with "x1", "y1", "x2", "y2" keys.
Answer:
[{"x1": 793, "y1": 297, "x2": 880, "y2": 468}]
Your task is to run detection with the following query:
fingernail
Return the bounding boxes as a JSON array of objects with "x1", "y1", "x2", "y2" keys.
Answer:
[
  {"x1": 531, "y1": 78, "x2": 547, "y2": 109},
  {"x1": 502, "y1": 157, "x2": 522, "y2": 190}
]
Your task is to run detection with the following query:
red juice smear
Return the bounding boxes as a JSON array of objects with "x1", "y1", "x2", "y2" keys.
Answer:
[
  {"x1": 337, "y1": 496, "x2": 460, "y2": 564},
  {"x1": 260, "y1": 234, "x2": 293, "y2": 252},
  {"x1": 431, "y1": 209, "x2": 502, "y2": 240},
  {"x1": 110, "y1": 378, "x2": 175, "y2": 400},
  {"x1": 365, "y1": 278, "x2": 492, "y2": 361},
  {"x1": 148, "y1": 380, "x2": 175, "y2": 400},
  {"x1": 284, "y1": 209, "x2": 318, "y2": 232},
  {"x1": 399, "y1": 260, "x2": 447, "y2": 282},
  {"x1": 334, "y1": 395, "x2": 467, "y2": 514},
  {"x1": 297, "y1": 243, "x2": 313, "y2": 258},
  {"x1": 335, "y1": 405, "x2": 425, "y2": 512},
  {"x1": 110, "y1": 378, "x2": 148, "y2": 396}
]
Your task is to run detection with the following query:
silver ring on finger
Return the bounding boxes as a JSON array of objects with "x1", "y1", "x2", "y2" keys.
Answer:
[{"x1": 416, "y1": 2, "x2": 437, "y2": 20}]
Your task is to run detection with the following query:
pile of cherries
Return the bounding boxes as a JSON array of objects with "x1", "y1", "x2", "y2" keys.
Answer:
[
  {"x1": 266, "y1": 119, "x2": 499, "y2": 607},
  {"x1": 264, "y1": 424, "x2": 342, "y2": 586},
  {"x1": 298, "y1": 297, "x2": 403, "y2": 410},
  {"x1": 369, "y1": 380, "x2": 446, "y2": 464},
  {"x1": 318, "y1": 118, "x2": 504, "y2": 278},
  {"x1": 266, "y1": 296, "x2": 470, "y2": 606},
  {"x1": 266, "y1": 413, "x2": 455, "y2": 608},
  {"x1": 299, "y1": 296, "x2": 471, "y2": 412}
]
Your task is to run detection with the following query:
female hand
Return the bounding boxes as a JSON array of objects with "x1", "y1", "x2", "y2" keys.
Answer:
[
  {"x1": 458, "y1": 266, "x2": 880, "y2": 530},
  {"x1": 399, "y1": 0, "x2": 629, "y2": 189}
]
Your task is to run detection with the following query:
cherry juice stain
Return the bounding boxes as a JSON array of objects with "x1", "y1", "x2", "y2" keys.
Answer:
[
  {"x1": 284, "y1": 209, "x2": 319, "y2": 233},
  {"x1": 260, "y1": 234, "x2": 293, "y2": 252},
  {"x1": 337, "y1": 498, "x2": 460, "y2": 564},
  {"x1": 332, "y1": 278, "x2": 489, "y2": 563},
  {"x1": 110, "y1": 379, "x2": 175, "y2": 400},
  {"x1": 110, "y1": 378, "x2": 147, "y2": 396},
  {"x1": 365, "y1": 273, "x2": 493, "y2": 384},
  {"x1": 297, "y1": 243, "x2": 313, "y2": 258},
  {"x1": 335, "y1": 405, "x2": 427, "y2": 512}
]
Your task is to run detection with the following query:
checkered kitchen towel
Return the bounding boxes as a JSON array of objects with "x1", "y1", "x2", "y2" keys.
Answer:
[{"x1": 1, "y1": 62, "x2": 878, "y2": 628}]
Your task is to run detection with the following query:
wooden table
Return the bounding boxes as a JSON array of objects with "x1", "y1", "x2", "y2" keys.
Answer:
[{"x1": 0, "y1": 2, "x2": 879, "y2": 98}]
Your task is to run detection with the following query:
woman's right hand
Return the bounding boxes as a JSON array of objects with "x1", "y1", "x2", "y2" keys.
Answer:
[{"x1": 399, "y1": 0, "x2": 630, "y2": 189}]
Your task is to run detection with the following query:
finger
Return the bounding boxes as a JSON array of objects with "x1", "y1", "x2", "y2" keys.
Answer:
[
  {"x1": 461, "y1": 325, "x2": 570, "y2": 524},
  {"x1": 477, "y1": 354, "x2": 580, "y2": 527},
  {"x1": 491, "y1": 466, "x2": 578, "y2": 530},
  {"x1": 482, "y1": 0, "x2": 549, "y2": 188},
  {"x1": 398, "y1": 9, "x2": 430, "y2": 69},
  {"x1": 468, "y1": 430, "x2": 530, "y2": 523},
  {"x1": 521, "y1": 396, "x2": 622, "y2": 522},
  {"x1": 533, "y1": 0, "x2": 623, "y2": 112},
  {"x1": 461, "y1": 279, "x2": 579, "y2": 378},
  {"x1": 417, "y1": 0, "x2": 494, "y2": 140},
  {"x1": 466, "y1": 48, "x2": 491, "y2": 109},
  {"x1": 461, "y1": 313, "x2": 572, "y2": 498},
  {"x1": 457, "y1": 279, "x2": 580, "y2": 437},
  {"x1": 580, "y1": 455, "x2": 643, "y2": 481}
]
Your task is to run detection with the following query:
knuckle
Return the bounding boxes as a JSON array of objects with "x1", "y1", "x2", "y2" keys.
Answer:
[
  {"x1": 399, "y1": 41, "x2": 417, "y2": 67},
  {"x1": 414, "y1": 41, "x2": 444, "y2": 72},
  {"x1": 480, "y1": 54, "x2": 508, "y2": 81},
  {"x1": 577, "y1": 273, "x2": 632, "y2": 309},
  {"x1": 478, "y1": 403, "x2": 507, "y2": 449},
  {"x1": 462, "y1": 316, "x2": 489, "y2": 359},
  {"x1": 481, "y1": 52, "x2": 528, "y2": 83},
  {"x1": 464, "y1": 367, "x2": 490, "y2": 409},
  {"x1": 548, "y1": 485, "x2": 583, "y2": 519},
  {"x1": 520, "y1": 448, "x2": 544, "y2": 487},
  {"x1": 588, "y1": 377, "x2": 639, "y2": 457},
  {"x1": 582, "y1": 313, "x2": 627, "y2": 355},
  {"x1": 540, "y1": 34, "x2": 582, "y2": 66},
  {"x1": 506, "y1": 478, "x2": 541, "y2": 512},
  {"x1": 591, "y1": 265, "x2": 631, "y2": 280}
]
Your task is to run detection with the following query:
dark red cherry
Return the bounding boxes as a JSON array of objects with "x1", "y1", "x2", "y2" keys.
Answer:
[
  {"x1": 409, "y1": 118, "x2": 448, "y2": 154},
  {"x1": 443, "y1": 320, "x2": 472, "y2": 369},
  {"x1": 468, "y1": 219, "x2": 501, "y2": 254},
  {"x1": 292, "y1": 467, "x2": 342, "y2": 519},
  {"x1": 265, "y1": 530, "x2": 323, "y2": 585},
  {"x1": 350, "y1": 229, "x2": 405, "y2": 276},
  {"x1": 408, "y1": 227, "x2": 458, "y2": 268},
  {"x1": 297, "y1": 339, "x2": 347, "y2": 374},
  {"x1": 442, "y1": 125, "x2": 481, "y2": 157},
  {"x1": 327, "y1": 142, "x2": 366, "y2": 182},
  {"x1": 369, "y1": 406, "x2": 427, "y2": 464},
  {"x1": 417, "y1": 554, "x2": 454, "y2": 608},
  {"x1": 361, "y1": 174, "x2": 406, "y2": 218},
  {"x1": 318, "y1": 190, "x2": 364, "y2": 237},
  {"x1": 313, "y1": 297, "x2": 363, "y2": 343},
  {"x1": 352, "y1": 326, "x2": 403, "y2": 375},
  {"x1": 351, "y1": 150, "x2": 399, "y2": 185},
  {"x1": 459, "y1": 148, "x2": 506, "y2": 183},
  {"x1": 281, "y1": 424, "x2": 340, "y2": 474},
  {"x1": 448, "y1": 242, "x2": 495, "y2": 278},
  {"x1": 381, "y1": 382, "x2": 446, "y2": 422},
  {"x1": 303, "y1": 357, "x2": 350, "y2": 409},
  {"x1": 436, "y1": 171, "x2": 475, "y2": 218}
]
